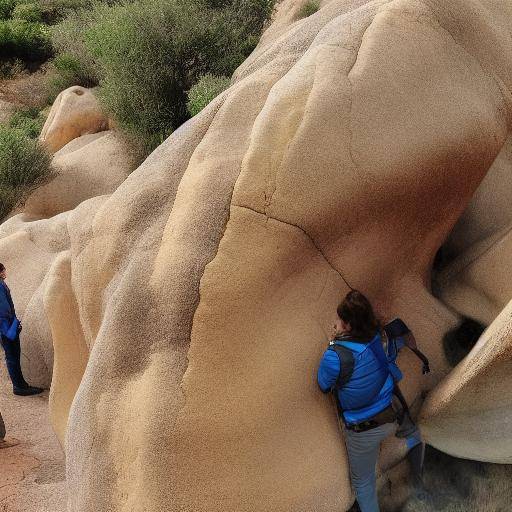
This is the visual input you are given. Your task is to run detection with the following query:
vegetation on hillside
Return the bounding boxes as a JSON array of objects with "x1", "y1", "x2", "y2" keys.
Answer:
[
  {"x1": 187, "y1": 74, "x2": 231, "y2": 117},
  {"x1": 0, "y1": 0, "x2": 275, "y2": 219},
  {"x1": 0, "y1": 126, "x2": 53, "y2": 220},
  {"x1": 51, "y1": 0, "x2": 275, "y2": 149}
]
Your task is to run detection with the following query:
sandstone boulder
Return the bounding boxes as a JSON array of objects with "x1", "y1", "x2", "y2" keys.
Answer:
[
  {"x1": 420, "y1": 298, "x2": 512, "y2": 463},
  {"x1": 39, "y1": 86, "x2": 111, "y2": 153},
  {"x1": 56, "y1": 0, "x2": 510, "y2": 510},
  {"x1": 24, "y1": 131, "x2": 133, "y2": 218},
  {"x1": 1, "y1": 0, "x2": 512, "y2": 511}
]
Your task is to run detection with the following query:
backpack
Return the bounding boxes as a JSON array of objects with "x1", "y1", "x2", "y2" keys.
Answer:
[{"x1": 329, "y1": 330, "x2": 402, "y2": 391}]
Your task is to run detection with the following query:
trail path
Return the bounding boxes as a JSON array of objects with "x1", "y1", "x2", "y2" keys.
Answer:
[{"x1": 0, "y1": 365, "x2": 66, "y2": 512}]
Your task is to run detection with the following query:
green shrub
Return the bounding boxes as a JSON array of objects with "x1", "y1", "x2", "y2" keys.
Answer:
[
  {"x1": 84, "y1": 0, "x2": 217, "y2": 139},
  {"x1": 8, "y1": 107, "x2": 46, "y2": 138},
  {"x1": 12, "y1": 3, "x2": 43, "y2": 22},
  {"x1": 82, "y1": 0, "x2": 274, "y2": 151},
  {"x1": 0, "y1": 0, "x2": 16, "y2": 19},
  {"x1": 0, "y1": 57, "x2": 25, "y2": 77},
  {"x1": 50, "y1": 8, "x2": 99, "y2": 87},
  {"x1": 297, "y1": 0, "x2": 319, "y2": 19},
  {"x1": 0, "y1": 126, "x2": 53, "y2": 220},
  {"x1": 38, "y1": 0, "x2": 104, "y2": 24},
  {"x1": 0, "y1": 18, "x2": 52, "y2": 60},
  {"x1": 44, "y1": 52, "x2": 98, "y2": 102},
  {"x1": 187, "y1": 74, "x2": 230, "y2": 116},
  {"x1": 48, "y1": 0, "x2": 274, "y2": 155}
]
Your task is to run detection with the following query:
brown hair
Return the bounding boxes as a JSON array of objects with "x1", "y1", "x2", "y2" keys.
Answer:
[
  {"x1": 0, "y1": 263, "x2": 4, "y2": 272},
  {"x1": 337, "y1": 290, "x2": 380, "y2": 341}
]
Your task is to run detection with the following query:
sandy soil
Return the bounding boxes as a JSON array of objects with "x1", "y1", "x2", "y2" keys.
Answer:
[{"x1": 0, "y1": 364, "x2": 66, "y2": 512}]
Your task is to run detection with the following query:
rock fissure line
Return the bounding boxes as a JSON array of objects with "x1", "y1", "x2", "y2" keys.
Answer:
[{"x1": 233, "y1": 203, "x2": 353, "y2": 290}]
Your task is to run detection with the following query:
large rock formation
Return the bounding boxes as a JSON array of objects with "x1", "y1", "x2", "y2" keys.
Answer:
[{"x1": 0, "y1": 0, "x2": 512, "y2": 510}]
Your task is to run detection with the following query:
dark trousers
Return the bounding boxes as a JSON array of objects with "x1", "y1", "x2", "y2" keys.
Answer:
[
  {"x1": 1, "y1": 334, "x2": 28, "y2": 389},
  {"x1": 0, "y1": 410, "x2": 5, "y2": 439}
]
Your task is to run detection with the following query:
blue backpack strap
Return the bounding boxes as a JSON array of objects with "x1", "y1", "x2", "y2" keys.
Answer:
[{"x1": 329, "y1": 343, "x2": 355, "y2": 389}]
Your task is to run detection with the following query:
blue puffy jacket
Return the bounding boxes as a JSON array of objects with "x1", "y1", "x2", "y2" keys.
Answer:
[
  {"x1": 317, "y1": 332, "x2": 394, "y2": 425},
  {"x1": 0, "y1": 280, "x2": 16, "y2": 338}
]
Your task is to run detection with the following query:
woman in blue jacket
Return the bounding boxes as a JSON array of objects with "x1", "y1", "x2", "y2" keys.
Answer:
[
  {"x1": 0, "y1": 263, "x2": 43, "y2": 396},
  {"x1": 318, "y1": 290, "x2": 422, "y2": 512}
]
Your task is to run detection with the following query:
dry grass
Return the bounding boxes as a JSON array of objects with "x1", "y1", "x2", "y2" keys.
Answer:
[{"x1": 397, "y1": 447, "x2": 512, "y2": 512}]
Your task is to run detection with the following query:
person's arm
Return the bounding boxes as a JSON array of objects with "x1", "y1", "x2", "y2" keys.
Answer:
[
  {"x1": 317, "y1": 349, "x2": 341, "y2": 393},
  {"x1": 404, "y1": 333, "x2": 430, "y2": 374},
  {"x1": 4, "y1": 286, "x2": 15, "y2": 319},
  {"x1": 0, "y1": 284, "x2": 11, "y2": 319},
  {"x1": 386, "y1": 318, "x2": 430, "y2": 374}
]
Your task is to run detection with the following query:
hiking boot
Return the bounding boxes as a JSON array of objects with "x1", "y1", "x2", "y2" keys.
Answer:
[{"x1": 13, "y1": 385, "x2": 44, "y2": 396}]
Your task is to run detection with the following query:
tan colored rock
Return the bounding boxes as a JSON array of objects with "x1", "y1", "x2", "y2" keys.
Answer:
[
  {"x1": 24, "y1": 131, "x2": 133, "y2": 218},
  {"x1": 39, "y1": 86, "x2": 111, "y2": 153},
  {"x1": 53, "y1": 0, "x2": 510, "y2": 511},
  {"x1": 1, "y1": 0, "x2": 512, "y2": 510},
  {"x1": 420, "y1": 298, "x2": 512, "y2": 463},
  {"x1": 434, "y1": 134, "x2": 512, "y2": 325},
  {"x1": 0, "y1": 211, "x2": 71, "y2": 388}
]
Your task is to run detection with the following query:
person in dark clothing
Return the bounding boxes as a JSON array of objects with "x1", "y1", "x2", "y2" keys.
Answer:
[{"x1": 0, "y1": 263, "x2": 44, "y2": 396}]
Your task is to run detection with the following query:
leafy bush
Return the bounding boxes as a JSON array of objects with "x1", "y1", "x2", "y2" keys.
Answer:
[
  {"x1": 0, "y1": 18, "x2": 52, "y2": 60},
  {"x1": 12, "y1": 3, "x2": 43, "y2": 22},
  {"x1": 187, "y1": 74, "x2": 230, "y2": 116},
  {"x1": 297, "y1": 0, "x2": 319, "y2": 19},
  {"x1": 0, "y1": 126, "x2": 53, "y2": 220},
  {"x1": 8, "y1": 107, "x2": 46, "y2": 138},
  {"x1": 0, "y1": 57, "x2": 25, "y2": 77},
  {"x1": 79, "y1": 0, "x2": 274, "y2": 152},
  {"x1": 38, "y1": 0, "x2": 115, "y2": 25},
  {"x1": 0, "y1": 0, "x2": 16, "y2": 19},
  {"x1": 44, "y1": 52, "x2": 98, "y2": 103},
  {"x1": 50, "y1": 7, "x2": 99, "y2": 89}
]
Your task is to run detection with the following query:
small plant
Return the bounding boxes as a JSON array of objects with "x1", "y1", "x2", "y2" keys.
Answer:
[
  {"x1": 8, "y1": 107, "x2": 46, "y2": 138},
  {"x1": 187, "y1": 74, "x2": 230, "y2": 117},
  {"x1": 12, "y1": 3, "x2": 44, "y2": 22},
  {"x1": 0, "y1": 57, "x2": 25, "y2": 78},
  {"x1": 297, "y1": 0, "x2": 319, "y2": 19},
  {"x1": 0, "y1": 126, "x2": 53, "y2": 220}
]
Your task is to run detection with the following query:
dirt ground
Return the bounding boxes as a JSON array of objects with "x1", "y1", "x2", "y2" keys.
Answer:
[{"x1": 0, "y1": 364, "x2": 67, "y2": 512}]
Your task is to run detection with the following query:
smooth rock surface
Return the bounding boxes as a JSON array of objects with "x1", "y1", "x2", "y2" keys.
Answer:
[
  {"x1": 24, "y1": 131, "x2": 133, "y2": 218},
  {"x1": 39, "y1": 86, "x2": 110, "y2": 153},
  {"x1": 1, "y1": 0, "x2": 512, "y2": 510}
]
